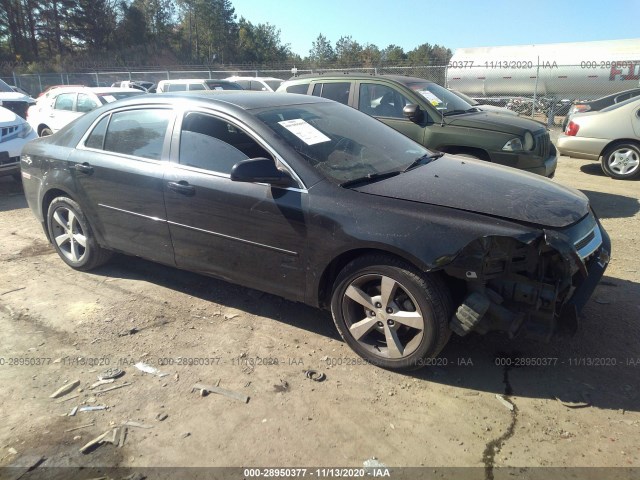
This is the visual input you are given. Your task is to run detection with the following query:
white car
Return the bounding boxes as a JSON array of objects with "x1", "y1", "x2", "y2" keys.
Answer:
[
  {"x1": 27, "y1": 87, "x2": 145, "y2": 137},
  {"x1": 0, "y1": 78, "x2": 35, "y2": 119},
  {"x1": 0, "y1": 106, "x2": 37, "y2": 181},
  {"x1": 225, "y1": 76, "x2": 284, "y2": 92}
]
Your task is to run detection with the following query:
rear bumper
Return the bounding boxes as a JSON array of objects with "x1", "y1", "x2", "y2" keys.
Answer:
[{"x1": 557, "y1": 135, "x2": 608, "y2": 160}]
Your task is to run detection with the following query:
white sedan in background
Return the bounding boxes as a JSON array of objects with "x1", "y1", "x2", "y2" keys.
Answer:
[
  {"x1": 27, "y1": 87, "x2": 145, "y2": 137},
  {"x1": 0, "y1": 106, "x2": 37, "y2": 181}
]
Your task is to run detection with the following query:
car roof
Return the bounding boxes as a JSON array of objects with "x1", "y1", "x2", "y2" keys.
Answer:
[
  {"x1": 287, "y1": 73, "x2": 435, "y2": 85},
  {"x1": 112, "y1": 90, "x2": 334, "y2": 110},
  {"x1": 227, "y1": 76, "x2": 284, "y2": 81},
  {"x1": 48, "y1": 86, "x2": 141, "y2": 95}
]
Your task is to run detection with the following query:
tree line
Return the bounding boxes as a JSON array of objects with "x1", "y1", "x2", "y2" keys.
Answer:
[{"x1": 0, "y1": 0, "x2": 452, "y2": 73}]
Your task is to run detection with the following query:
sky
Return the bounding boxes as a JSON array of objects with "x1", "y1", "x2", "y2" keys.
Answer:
[{"x1": 229, "y1": 0, "x2": 640, "y2": 57}]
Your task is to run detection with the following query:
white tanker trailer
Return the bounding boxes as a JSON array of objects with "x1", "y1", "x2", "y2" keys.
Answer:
[{"x1": 446, "y1": 39, "x2": 640, "y2": 100}]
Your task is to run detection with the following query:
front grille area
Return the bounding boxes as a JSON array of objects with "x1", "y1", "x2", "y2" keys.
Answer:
[
  {"x1": 535, "y1": 132, "x2": 551, "y2": 159},
  {"x1": 0, "y1": 100, "x2": 28, "y2": 119},
  {"x1": 574, "y1": 226, "x2": 602, "y2": 261},
  {"x1": 575, "y1": 230, "x2": 596, "y2": 251},
  {"x1": 0, "y1": 155, "x2": 19, "y2": 166},
  {"x1": 0, "y1": 125, "x2": 19, "y2": 143}
]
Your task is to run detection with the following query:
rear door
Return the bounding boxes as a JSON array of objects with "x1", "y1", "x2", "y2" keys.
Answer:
[
  {"x1": 163, "y1": 109, "x2": 308, "y2": 301},
  {"x1": 51, "y1": 92, "x2": 81, "y2": 132},
  {"x1": 71, "y1": 107, "x2": 175, "y2": 264}
]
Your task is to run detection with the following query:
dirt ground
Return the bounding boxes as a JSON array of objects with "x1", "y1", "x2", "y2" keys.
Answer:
[{"x1": 0, "y1": 139, "x2": 639, "y2": 479}]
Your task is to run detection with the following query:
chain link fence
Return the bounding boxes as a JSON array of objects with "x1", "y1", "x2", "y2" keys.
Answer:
[{"x1": 4, "y1": 63, "x2": 638, "y2": 127}]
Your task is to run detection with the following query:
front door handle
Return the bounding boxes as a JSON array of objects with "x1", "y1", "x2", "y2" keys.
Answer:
[
  {"x1": 167, "y1": 181, "x2": 196, "y2": 196},
  {"x1": 74, "y1": 162, "x2": 94, "y2": 174}
]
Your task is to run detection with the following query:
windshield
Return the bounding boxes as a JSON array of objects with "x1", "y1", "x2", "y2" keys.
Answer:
[
  {"x1": 255, "y1": 101, "x2": 431, "y2": 184},
  {"x1": 407, "y1": 81, "x2": 474, "y2": 115},
  {"x1": 97, "y1": 91, "x2": 145, "y2": 104},
  {"x1": 450, "y1": 90, "x2": 479, "y2": 106},
  {"x1": 0, "y1": 79, "x2": 14, "y2": 93}
]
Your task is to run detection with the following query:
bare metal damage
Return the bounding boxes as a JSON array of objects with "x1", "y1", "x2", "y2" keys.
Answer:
[{"x1": 442, "y1": 226, "x2": 609, "y2": 341}]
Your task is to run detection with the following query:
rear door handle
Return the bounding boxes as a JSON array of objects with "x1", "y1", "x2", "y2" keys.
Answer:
[
  {"x1": 167, "y1": 181, "x2": 196, "y2": 196},
  {"x1": 74, "y1": 162, "x2": 94, "y2": 174}
]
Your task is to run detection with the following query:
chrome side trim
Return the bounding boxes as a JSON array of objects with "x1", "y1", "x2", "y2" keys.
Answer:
[
  {"x1": 98, "y1": 204, "x2": 166, "y2": 222},
  {"x1": 168, "y1": 220, "x2": 298, "y2": 257}
]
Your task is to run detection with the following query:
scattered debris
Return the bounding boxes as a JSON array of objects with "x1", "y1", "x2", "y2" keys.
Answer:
[
  {"x1": 155, "y1": 413, "x2": 168, "y2": 422},
  {"x1": 93, "y1": 382, "x2": 132, "y2": 394},
  {"x1": 117, "y1": 427, "x2": 127, "y2": 447},
  {"x1": 363, "y1": 457, "x2": 386, "y2": 468},
  {"x1": 191, "y1": 382, "x2": 250, "y2": 403},
  {"x1": 134, "y1": 362, "x2": 169, "y2": 377},
  {"x1": 79, "y1": 430, "x2": 112, "y2": 453},
  {"x1": 64, "y1": 422, "x2": 95, "y2": 433},
  {"x1": 79, "y1": 405, "x2": 107, "y2": 412},
  {"x1": 273, "y1": 380, "x2": 290, "y2": 393},
  {"x1": 304, "y1": 370, "x2": 326, "y2": 382},
  {"x1": 122, "y1": 421, "x2": 153, "y2": 429},
  {"x1": 556, "y1": 392, "x2": 591, "y2": 408},
  {"x1": 55, "y1": 394, "x2": 80, "y2": 404},
  {"x1": 90, "y1": 379, "x2": 115, "y2": 389},
  {"x1": 8, "y1": 447, "x2": 18, "y2": 455},
  {"x1": 98, "y1": 368, "x2": 124, "y2": 380},
  {"x1": 1, "y1": 286, "x2": 26, "y2": 295},
  {"x1": 50, "y1": 380, "x2": 80, "y2": 399},
  {"x1": 224, "y1": 314, "x2": 239, "y2": 320},
  {"x1": 69, "y1": 406, "x2": 78, "y2": 417},
  {"x1": 495, "y1": 394, "x2": 514, "y2": 411},
  {"x1": 79, "y1": 427, "x2": 125, "y2": 453},
  {"x1": 118, "y1": 327, "x2": 139, "y2": 337},
  {"x1": 180, "y1": 432, "x2": 191, "y2": 439},
  {"x1": 560, "y1": 430, "x2": 575, "y2": 439},
  {"x1": 463, "y1": 391, "x2": 480, "y2": 396}
]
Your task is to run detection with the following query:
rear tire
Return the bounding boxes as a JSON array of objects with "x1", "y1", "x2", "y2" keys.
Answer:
[
  {"x1": 330, "y1": 254, "x2": 452, "y2": 370},
  {"x1": 600, "y1": 142, "x2": 640, "y2": 180},
  {"x1": 47, "y1": 197, "x2": 112, "y2": 271}
]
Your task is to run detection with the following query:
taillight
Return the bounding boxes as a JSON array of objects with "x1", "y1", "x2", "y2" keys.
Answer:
[
  {"x1": 574, "y1": 104, "x2": 591, "y2": 113},
  {"x1": 566, "y1": 121, "x2": 580, "y2": 136}
]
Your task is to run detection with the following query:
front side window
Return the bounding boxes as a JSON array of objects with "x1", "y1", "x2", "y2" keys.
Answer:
[
  {"x1": 359, "y1": 83, "x2": 412, "y2": 118},
  {"x1": 407, "y1": 81, "x2": 473, "y2": 115},
  {"x1": 85, "y1": 115, "x2": 110, "y2": 149},
  {"x1": 103, "y1": 109, "x2": 172, "y2": 160},
  {"x1": 54, "y1": 93, "x2": 75, "y2": 111},
  {"x1": 179, "y1": 112, "x2": 272, "y2": 174},
  {"x1": 77, "y1": 94, "x2": 99, "y2": 113}
]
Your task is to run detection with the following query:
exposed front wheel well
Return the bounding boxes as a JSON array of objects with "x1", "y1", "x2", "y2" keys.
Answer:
[{"x1": 317, "y1": 248, "x2": 460, "y2": 309}]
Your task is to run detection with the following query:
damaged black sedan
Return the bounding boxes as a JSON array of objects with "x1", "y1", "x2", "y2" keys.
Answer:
[{"x1": 20, "y1": 92, "x2": 610, "y2": 370}]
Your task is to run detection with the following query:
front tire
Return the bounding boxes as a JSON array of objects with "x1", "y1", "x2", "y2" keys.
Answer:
[
  {"x1": 47, "y1": 197, "x2": 112, "y2": 270},
  {"x1": 601, "y1": 142, "x2": 640, "y2": 180},
  {"x1": 40, "y1": 127, "x2": 53, "y2": 137},
  {"x1": 330, "y1": 254, "x2": 452, "y2": 370}
]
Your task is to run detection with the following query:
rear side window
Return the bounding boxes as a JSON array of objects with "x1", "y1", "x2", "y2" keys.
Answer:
[
  {"x1": 77, "y1": 94, "x2": 99, "y2": 113},
  {"x1": 103, "y1": 109, "x2": 172, "y2": 160},
  {"x1": 167, "y1": 83, "x2": 187, "y2": 92},
  {"x1": 316, "y1": 82, "x2": 351, "y2": 105},
  {"x1": 285, "y1": 83, "x2": 310, "y2": 94},
  {"x1": 188, "y1": 83, "x2": 206, "y2": 91}
]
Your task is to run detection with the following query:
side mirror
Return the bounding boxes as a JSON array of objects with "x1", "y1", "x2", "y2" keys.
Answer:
[
  {"x1": 230, "y1": 158, "x2": 294, "y2": 187},
  {"x1": 403, "y1": 104, "x2": 424, "y2": 123}
]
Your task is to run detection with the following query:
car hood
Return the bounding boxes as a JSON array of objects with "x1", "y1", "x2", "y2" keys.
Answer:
[
  {"x1": 445, "y1": 110, "x2": 546, "y2": 135},
  {"x1": 354, "y1": 155, "x2": 589, "y2": 228},
  {"x1": 0, "y1": 91, "x2": 31, "y2": 103}
]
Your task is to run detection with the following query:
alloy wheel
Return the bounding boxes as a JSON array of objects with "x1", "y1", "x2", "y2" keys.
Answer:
[{"x1": 51, "y1": 206, "x2": 87, "y2": 264}]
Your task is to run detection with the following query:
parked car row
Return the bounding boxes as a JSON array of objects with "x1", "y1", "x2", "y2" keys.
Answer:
[{"x1": 19, "y1": 91, "x2": 610, "y2": 370}]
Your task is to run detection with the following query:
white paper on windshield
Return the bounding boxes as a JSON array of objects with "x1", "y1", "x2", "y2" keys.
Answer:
[
  {"x1": 278, "y1": 119, "x2": 331, "y2": 145},
  {"x1": 214, "y1": 86, "x2": 223, "y2": 90},
  {"x1": 102, "y1": 95, "x2": 117, "y2": 103},
  {"x1": 417, "y1": 90, "x2": 442, "y2": 106}
]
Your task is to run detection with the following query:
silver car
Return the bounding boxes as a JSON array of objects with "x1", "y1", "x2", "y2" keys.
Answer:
[{"x1": 557, "y1": 96, "x2": 640, "y2": 180}]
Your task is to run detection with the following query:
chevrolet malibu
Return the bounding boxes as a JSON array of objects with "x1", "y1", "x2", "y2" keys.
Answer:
[{"x1": 21, "y1": 92, "x2": 611, "y2": 370}]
